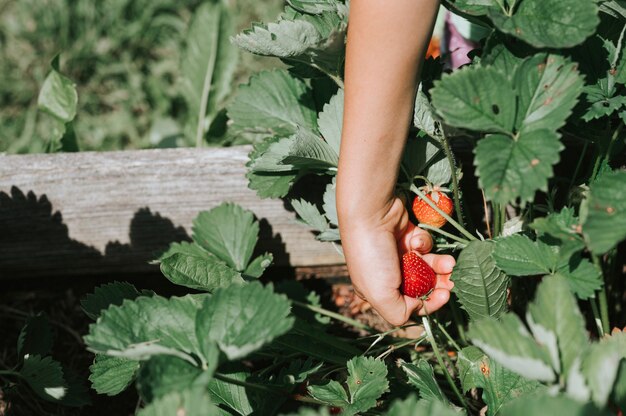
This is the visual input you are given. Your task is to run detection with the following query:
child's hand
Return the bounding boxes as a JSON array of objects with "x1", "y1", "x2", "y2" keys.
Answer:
[
  {"x1": 337, "y1": 0, "x2": 448, "y2": 326},
  {"x1": 339, "y1": 196, "x2": 455, "y2": 326}
]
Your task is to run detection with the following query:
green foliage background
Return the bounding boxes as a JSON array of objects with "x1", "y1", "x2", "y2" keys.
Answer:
[{"x1": 0, "y1": 0, "x2": 284, "y2": 153}]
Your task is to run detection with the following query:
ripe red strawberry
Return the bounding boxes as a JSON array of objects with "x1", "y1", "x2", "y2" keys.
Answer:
[
  {"x1": 401, "y1": 251, "x2": 436, "y2": 298},
  {"x1": 412, "y1": 190, "x2": 453, "y2": 228}
]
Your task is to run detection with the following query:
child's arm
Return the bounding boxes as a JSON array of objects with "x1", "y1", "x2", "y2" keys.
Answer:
[{"x1": 337, "y1": 0, "x2": 454, "y2": 326}]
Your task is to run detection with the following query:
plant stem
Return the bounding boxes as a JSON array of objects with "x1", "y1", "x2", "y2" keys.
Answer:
[
  {"x1": 435, "y1": 318, "x2": 462, "y2": 352},
  {"x1": 435, "y1": 243, "x2": 466, "y2": 250},
  {"x1": 0, "y1": 370, "x2": 21, "y2": 378},
  {"x1": 481, "y1": 189, "x2": 492, "y2": 239},
  {"x1": 605, "y1": 122, "x2": 623, "y2": 163},
  {"x1": 194, "y1": 12, "x2": 220, "y2": 148},
  {"x1": 449, "y1": 300, "x2": 468, "y2": 345},
  {"x1": 214, "y1": 372, "x2": 284, "y2": 395},
  {"x1": 422, "y1": 317, "x2": 469, "y2": 411},
  {"x1": 291, "y1": 300, "x2": 374, "y2": 333},
  {"x1": 592, "y1": 255, "x2": 611, "y2": 335},
  {"x1": 568, "y1": 141, "x2": 589, "y2": 191},
  {"x1": 418, "y1": 224, "x2": 470, "y2": 245},
  {"x1": 411, "y1": 185, "x2": 477, "y2": 241},
  {"x1": 590, "y1": 298, "x2": 605, "y2": 337},
  {"x1": 440, "y1": 132, "x2": 466, "y2": 228},
  {"x1": 598, "y1": 289, "x2": 610, "y2": 335}
]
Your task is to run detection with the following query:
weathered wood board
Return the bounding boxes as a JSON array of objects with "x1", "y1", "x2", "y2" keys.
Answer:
[{"x1": 0, "y1": 147, "x2": 345, "y2": 279}]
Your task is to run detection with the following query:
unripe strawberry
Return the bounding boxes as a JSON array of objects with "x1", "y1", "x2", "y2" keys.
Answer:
[
  {"x1": 412, "y1": 190, "x2": 453, "y2": 228},
  {"x1": 401, "y1": 251, "x2": 436, "y2": 298}
]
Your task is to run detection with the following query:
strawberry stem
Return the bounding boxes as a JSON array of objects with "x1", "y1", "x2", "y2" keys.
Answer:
[
  {"x1": 434, "y1": 318, "x2": 462, "y2": 352},
  {"x1": 440, "y1": 131, "x2": 467, "y2": 230},
  {"x1": 590, "y1": 297, "x2": 605, "y2": 337},
  {"x1": 592, "y1": 254, "x2": 610, "y2": 335},
  {"x1": 422, "y1": 316, "x2": 469, "y2": 411},
  {"x1": 411, "y1": 185, "x2": 477, "y2": 241},
  {"x1": 418, "y1": 224, "x2": 470, "y2": 245},
  {"x1": 291, "y1": 300, "x2": 375, "y2": 333}
]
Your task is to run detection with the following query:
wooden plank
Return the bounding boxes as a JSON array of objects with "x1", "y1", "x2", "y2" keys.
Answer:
[{"x1": 0, "y1": 146, "x2": 344, "y2": 279}]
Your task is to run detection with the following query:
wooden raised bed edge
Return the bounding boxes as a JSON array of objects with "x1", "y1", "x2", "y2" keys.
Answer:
[{"x1": 0, "y1": 146, "x2": 345, "y2": 280}]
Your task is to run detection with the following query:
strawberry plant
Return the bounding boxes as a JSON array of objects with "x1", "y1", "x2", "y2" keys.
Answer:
[
  {"x1": 0, "y1": 314, "x2": 90, "y2": 412},
  {"x1": 22, "y1": 0, "x2": 620, "y2": 414},
  {"x1": 214, "y1": 0, "x2": 626, "y2": 413}
]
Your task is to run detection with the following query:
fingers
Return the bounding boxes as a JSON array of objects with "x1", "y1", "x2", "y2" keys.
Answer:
[
  {"x1": 409, "y1": 228, "x2": 433, "y2": 253},
  {"x1": 398, "y1": 222, "x2": 434, "y2": 254},
  {"x1": 421, "y1": 253, "x2": 455, "y2": 276}
]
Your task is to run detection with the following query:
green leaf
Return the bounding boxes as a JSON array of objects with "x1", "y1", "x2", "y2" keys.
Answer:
[
  {"x1": 250, "y1": 135, "x2": 297, "y2": 172},
  {"x1": 481, "y1": 42, "x2": 525, "y2": 80},
  {"x1": 37, "y1": 65, "x2": 78, "y2": 123},
  {"x1": 581, "y1": 332, "x2": 626, "y2": 407},
  {"x1": 431, "y1": 66, "x2": 517, "y2": 134},
  {"x1": 292, "y1": 199, "x2": 330, "y2": 232},
  {"x1": 468, "y1": 314, "x2": 555, "y2": 382},
  {"x1": 413, "y1": 88, "x2": 441, "y2": 139},
  {"x1": 20, "y1": 355, "x2": 67, "y2": 403},
  {"x1": 457, "y1": 346, "x2": 542, "y2": 416},
  {"x1": 272, "y1": 320, "x2": 360, "y2": 364},
  {"x1": 160, "y1": 251, "x2": 244, "y2": 292},
  {"x1": 452, "y1": 241, "x2": 509, "y2": 321},
  {"x1": 400, "y1": 360, "x2": 449, "y2": 405},
  {"x1": 582, "y1": 170, "x2": 626, "y2": 253},
  {"x1": 181, "y1": 1, "x2": 237, "y2": 145},
  {"x1": 84, "y1": 295, "x2": 205, "y2": 363},
  {"x1": 492, "y1": 234, "x2": 558, "y2": 276},
  {"x1": 157, "y1": 241, "x2": 210, "y2": 262},
  {"x1": 554, "y1": 255, "x2": 603, "y2": 300},
  {"x1": 600, "y1": 1, "x2": 626, "y2": 19},
  {"x1": 513, "y1": 54, "x2": 584, "y2": 132},
  {"x1": 386, "y1": 394, "x2": 462, "y2": 416},
  {"x1": 500, "y1": 392, "x2": 610, "y2": 416},
  {"x1": 137, "y1": 355, "x2": 203, "y2": 403},
  {"x1": 89, "y1": 355, "x2": 140, "y2": 396},
  {"x1": 474, "y1": 130, "x2": 563, "y2": 204},
  {"x1": 488, "y1": 0, "x2": 599, "y2": 48},
  {"x1": 233, "y1": 19, "x2": 322, "y2": 59},
  {"x1": 401, "y1": 135, "x2": 451, "y2": 186},
  {"x1": 17, "y1": 314, "x2": 53, "y2": 359},
  {"x1": 196, "y1": 282, "x2": 294, "y2": 360},
  {"x1": 243, "y1": 253, "x2": 273, "y2": 279},
  {"x1": 308, "y1": 380, "x2": 349, "y2": 406},
  {"x1": 611, "y1": 359, "x2": 626, "y2": 411},
  {"x1": 281, "y1": 128, "x2": 339, "y2": 170},
  {"x1": 287, "y1": 0, "x2": 341, "y2": 14},
  {"x1": 192, "y1": 203, "x2": 259, "y2": 272},
  {"x1": 81, "y1": 281, "x2": 141, "y2": 320},
  {"x1": 318, "y1": 89, "x2": 343, "y2": 155},
  {"x1": 276, "y1": 358, "x2": 324, "y2": 386},
  {"x1": 228, "y1": 70, "x2": 318, "y2": 143},
  {"x1": 322, "y1": 178, "x2": 339, "y2": 226},
  {"x1": 137, "y1": 387, "x2": 219, "y2": 416},
  {"x1": 530, "y1": 207, "x2": 583, "y2": 248},
  {"x1": 308, "y1": 356, "x2": 389, "y2": 415},
  {"x1": 281, "y1": 10, "x2": 347, "y2": 77},
  {"x1": 207, "y1": 370, "x2": 254, "y2": 415},
  {"x1": 526, "y1": 275, "x2": 588, "y2": 378},
  {"x1": 247, "y1": 137, "x2": 299, "y2": 198}
]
